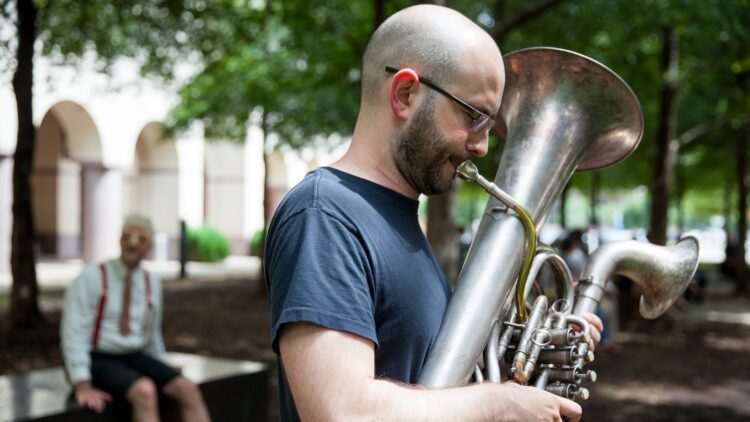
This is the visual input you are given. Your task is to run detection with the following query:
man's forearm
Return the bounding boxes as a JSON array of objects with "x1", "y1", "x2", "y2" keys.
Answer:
[
  {"x1": 280, "y1": 324, "x2": 581, "y2": 422},
  {"x1": 364, "y1": 379, "x2": 504, "y2": 422}
]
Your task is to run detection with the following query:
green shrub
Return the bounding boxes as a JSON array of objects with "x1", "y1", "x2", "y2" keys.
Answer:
[
  {"x1": 187, "y1": 225, "x2": 230, "y2": 262},
  {"x1": 249, "y1": 228, "x2": 266, "y2": 257}
]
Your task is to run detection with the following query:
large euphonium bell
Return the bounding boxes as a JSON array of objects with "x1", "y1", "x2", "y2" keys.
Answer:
[{"x1": 420, "y1": 47, "x2": 666, "y2": 389}]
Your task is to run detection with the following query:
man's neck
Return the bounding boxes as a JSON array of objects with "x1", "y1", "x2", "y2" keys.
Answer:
[
  {"x1": 331, "y1": 125, "x2": 419, "y2": 199},
  {"x1": 119, "y1": 258, "x2": 140, "y2": 272}
]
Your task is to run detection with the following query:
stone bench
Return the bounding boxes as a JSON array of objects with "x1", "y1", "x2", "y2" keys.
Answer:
[{"x1": 0, "y1": 352, "x2": 270, "y2": 422}]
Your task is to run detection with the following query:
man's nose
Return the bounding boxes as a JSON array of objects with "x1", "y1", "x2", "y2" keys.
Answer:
[
  {"x1": 466, "y1": 131, "x2": 489, "y2": 158},
  {"x1": 126, "y1": 234, "x2": 139, "y2": 247}
]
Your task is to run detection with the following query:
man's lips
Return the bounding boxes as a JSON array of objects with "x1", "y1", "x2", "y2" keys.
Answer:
[{"x1": 449, "y1": 157, "x2": 469, "y2": 170}]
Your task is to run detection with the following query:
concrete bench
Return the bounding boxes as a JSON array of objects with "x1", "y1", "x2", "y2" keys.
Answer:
[{"x1": 0, "y1": 352, "x2": 270, "y2": 422}]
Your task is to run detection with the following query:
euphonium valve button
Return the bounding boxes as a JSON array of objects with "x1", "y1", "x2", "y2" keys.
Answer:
[
  {"x1": 575, "y1": 370, "x2": 597, "y2": 383},
  {"x1": 577, "y1": 387, "x2": 590, "y2": 401}
]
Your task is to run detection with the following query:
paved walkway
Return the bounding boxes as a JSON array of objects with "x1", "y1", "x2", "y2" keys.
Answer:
[
  {"x1": 0, "y1": 255, "x2": 262, "y2": 293},
  {"x1": 683, "y1": 270, "x2": 750, "y2": 325},
  {"x1": 2, "y1": 257, "x2": 748, "y2": 325}
]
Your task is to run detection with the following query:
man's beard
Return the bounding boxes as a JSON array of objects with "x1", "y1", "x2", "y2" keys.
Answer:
[{"x1": 393, "y1": 99, "x2": 456, "y2": 195}]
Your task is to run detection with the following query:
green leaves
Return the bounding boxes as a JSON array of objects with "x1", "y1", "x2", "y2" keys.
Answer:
[{"x1": 166, "y1": 1, "x2": 383, "y2": 147}]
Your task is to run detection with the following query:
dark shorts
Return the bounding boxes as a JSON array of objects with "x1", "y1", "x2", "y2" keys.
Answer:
[{"x1": 90, "y1": 351, "x2": 180, "y2": 400}]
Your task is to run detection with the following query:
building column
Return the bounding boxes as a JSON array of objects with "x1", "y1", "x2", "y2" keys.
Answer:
[
  {"x1": 81, "y1": 164, "x2": 123, "y2": 263},
  {"x1": 0, "y1": 156, "x2": 13, "y2": 271}
]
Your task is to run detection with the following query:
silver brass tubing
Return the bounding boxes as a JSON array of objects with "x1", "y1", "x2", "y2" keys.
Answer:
[
  {"x1": 573, "y1": 237, "x2": 700, "y2": 319},
  {"x1": 485, "y1": 321, "x2": 502, "y2": 383},
  {"x1": 564, "y1": 315, "x2": 592, "y2": 347},
  {"x1": 548, "y1": 368, "x2": 584, "y2": 384},
  {"x1": 457, "y1": 160, "x2": 537, "y2": 322},
  {"x1": 546, "y1": 328, "x2": 576, "y2": 346},
  {"x1": 512, "y1": 296, "x2": 548, "y2": 383},
  {"x1": 526, "y1": 247, "x2": 575, "y2": 307},
  {"x1": 419, "y1": 47, "x2": 644, "y2": 389},
  {"x1": 538, "y1": 348, "x2": 577, "y2": 366},
  {"x1": 496, "y1": 319, "x2": 518, "y2": 364},
  {"x1": 474, "y1": 366, "x2": 484, "y2": 383},
  {"x1": 534, "y1": 367, "x2": 552, "y2": 389},
  {"x1": 520, "y1": 328, "x2": 551, "y2": 382},
  {"x1": 545, "y1": 383, "x2": 576, "y2": 399}
]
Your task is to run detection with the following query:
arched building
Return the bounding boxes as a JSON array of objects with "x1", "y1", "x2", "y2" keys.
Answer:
[{"x1": 0, "y1": 56, "x2": 344, "y2": 270}]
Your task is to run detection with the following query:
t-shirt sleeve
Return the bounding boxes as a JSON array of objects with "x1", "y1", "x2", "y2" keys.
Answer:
[{"x1": 267, "y1": 207, "x2": 376, "y2": 353}]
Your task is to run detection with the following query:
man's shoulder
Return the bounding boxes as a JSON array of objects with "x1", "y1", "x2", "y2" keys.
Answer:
[
  {"x1": 70, "y1": 262, "x2": 106, "y2": 291},
  {"x1": 278, "y1": 167, "x2": 366, "y2": 214}
]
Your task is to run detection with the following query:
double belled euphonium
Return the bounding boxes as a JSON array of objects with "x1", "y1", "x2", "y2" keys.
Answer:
[{"x1": 418, "y1": 48, "x2": 700, "y2": 400}]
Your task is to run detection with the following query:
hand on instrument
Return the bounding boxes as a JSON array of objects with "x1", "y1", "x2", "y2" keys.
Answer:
[
  {"x1": 580, "y1": 312, "x2": 603, "y2": 349},
  {"x1": 502, "y1": 382, "x2": 582, "y2": 422},
  {"x1": 74, "y1": 381, "x2": 112, "y2": 413}
]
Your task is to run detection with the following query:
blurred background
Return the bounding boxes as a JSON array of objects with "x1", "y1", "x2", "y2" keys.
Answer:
[{"x1": 1, "y1": 0, "x2": 749, "y2": 421}]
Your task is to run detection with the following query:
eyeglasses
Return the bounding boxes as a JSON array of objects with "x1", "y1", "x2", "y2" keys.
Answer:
[
  {"x1": 385, "y1": 66, "x2": 495, "y2": 133},
  {"x1": 121, "y1": 231, "x2": 150, "y2": 246}
]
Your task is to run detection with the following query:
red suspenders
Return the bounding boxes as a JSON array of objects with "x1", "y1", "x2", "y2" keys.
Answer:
[
  {"x1": 90, "y1": 263, "x2": 152, "y2": 347},
  {"x1": 143, "y1": 271, "x2": 153, "y2": 334},
  {"x1": 90, "y1": 264, "x2": 109, "y2": 347}
]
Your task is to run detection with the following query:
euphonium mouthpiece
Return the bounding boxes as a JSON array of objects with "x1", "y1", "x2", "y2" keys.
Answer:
[{"x1": 456, "y1": 160, "x2": 479, "y2": 182}]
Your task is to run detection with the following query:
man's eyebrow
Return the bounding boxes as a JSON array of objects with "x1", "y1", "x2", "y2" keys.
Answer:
[{"x1": 467, "y1": 100, "x2": 494, "y2": 118}]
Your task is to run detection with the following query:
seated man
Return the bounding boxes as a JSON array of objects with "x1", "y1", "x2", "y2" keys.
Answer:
[{"x1": 61, "y1": 215, "x2": 210, "y2": 421}]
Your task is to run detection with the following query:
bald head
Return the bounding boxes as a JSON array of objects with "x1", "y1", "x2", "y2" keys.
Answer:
[{"x1": 361, "y1": 5, "x2": 502, "y2": 108}]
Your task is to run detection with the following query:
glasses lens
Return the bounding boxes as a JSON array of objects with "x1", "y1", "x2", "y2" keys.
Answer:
[
  {"x1": 122, "y1": 232, "x2": 148, "y2": 244},
  {"x1": 472, "y1": 115, "x2": 493, "y2": 133}
]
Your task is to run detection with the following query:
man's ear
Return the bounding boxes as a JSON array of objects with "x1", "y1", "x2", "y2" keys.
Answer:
[{"x1": 389, "y1": 68, "x2": 420, "y2": 121}]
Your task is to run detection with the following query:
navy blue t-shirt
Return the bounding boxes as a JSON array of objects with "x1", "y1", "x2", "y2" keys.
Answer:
[{"x1": 265, "y1": 167, "x2": 451, "y2": 421}]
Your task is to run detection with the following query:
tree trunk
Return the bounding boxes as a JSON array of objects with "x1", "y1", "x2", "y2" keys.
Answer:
[
  {"x1": 675, "y1": 166, "x2": 685, "y2": 236},
  {"x1": 490, "y1": 0, "x2": 566, "y2": 41},
  {"x1": 427, "y1": 186, "x2": 459, "y2": 286},
  {"x1": 373, "y1": 0, "x2": 386, "y2": 30},
  {"x1": 736, "y1": 126, "x2": 749, "y2": 295},
  {"x1": 724, "y1": 173, "x2": 733, "y2": 239},
  {"x1": 9, "y1": 0, "x2": 42, "y2": 328},
  {"x1": 648, "y1": 27, "x2": 680, "y2": 246},
  {"x1": 589, "y1": 172, "x2": 602, "y2": 228}
]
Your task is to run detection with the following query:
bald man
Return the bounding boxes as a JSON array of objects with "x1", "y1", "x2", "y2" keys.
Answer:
[{"x1": 266, "y1": 5, "x2": 597, "y2": 421}]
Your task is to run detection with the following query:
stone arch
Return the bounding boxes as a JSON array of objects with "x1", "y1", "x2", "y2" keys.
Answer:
[
  {"x1": 33, "y1": 101, "x2": 121, "y2": 262},
  {"x1": 127, "y1": 122, "x2": 180, "y2": 260}
]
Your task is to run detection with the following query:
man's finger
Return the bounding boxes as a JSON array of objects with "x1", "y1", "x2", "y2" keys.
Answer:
[{"x1": 558, "y1": 397, "x2": 582, "y2": 422}]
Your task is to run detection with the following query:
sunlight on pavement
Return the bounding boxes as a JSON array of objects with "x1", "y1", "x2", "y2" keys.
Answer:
[
  {"x1": 702, "y1": 311, "x2": 750, "y2": 326},
  {"x1": 597, "y1": 380, "x2": 750, "y2": 416},
  {"x1": 703, "y1": 332, "x2": 750, "y2": 352}
]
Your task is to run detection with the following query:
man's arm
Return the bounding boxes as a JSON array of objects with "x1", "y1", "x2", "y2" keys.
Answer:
[
  {"x1": 143, "y1": 274, "x2": 167, "y2": 359},
  {"x1": 60, "y1": 268, "x2": 96, "y2": 385},
  {"x1": 72, "y1": 381, "x2": 112, "y2": 413},
  {"x1": 280, "y1": 322, "x2": 582, "y2": 422},
  {"x1": 60, "y1": 267, "x2": 112, "y2": 412}
]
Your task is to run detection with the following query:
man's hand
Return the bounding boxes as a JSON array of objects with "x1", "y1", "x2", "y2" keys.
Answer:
[
  {"x1": 280, "y1": 322, "x2": 585, "y2": 421},
  {"x1": 74, "y1": 381, "x2": 112, "y2": 413},
  {"x1": 581, "y1": 311, "x2": 603, "y2": 349},
  {"x1": 501, "y1": 382, "x2": 582, "y2": 422}
]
